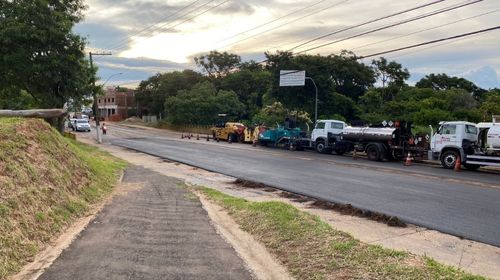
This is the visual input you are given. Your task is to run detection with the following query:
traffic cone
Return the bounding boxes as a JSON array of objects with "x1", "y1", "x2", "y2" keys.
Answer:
[
  {"x1": 454, "y1": 156, "x2": 461, "y2": 172},
  {"x1": 352, "y1": 147, "x2": 358, "y2": 160},
  {"x1": 404, "y1": 152, "x2": 412, "y2": 166},
  {"x1": 206, "y1": 134, "x2": 210, "y2": 141},
  {"x1": 196, "y1": 134, "x2": 200, "y2": 140},
  {"x1": 252, "y1": 139, "x2": 257, "y2": 147},
  {"x1": 181, "y1": 133, "x2": 184, "y2": 139}
]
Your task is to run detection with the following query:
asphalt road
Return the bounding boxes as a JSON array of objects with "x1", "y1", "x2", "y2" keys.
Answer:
[
  {"x1": 40, "y1": 166, "x2": 252, "y2": 280},
  {"x1": 85, "y1": 124, "x2": 500, "y2": 247}
]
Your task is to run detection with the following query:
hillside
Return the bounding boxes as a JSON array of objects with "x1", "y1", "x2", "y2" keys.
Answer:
[{"x1": 0, "y1": 118, "x2": 126, "y2": 279}]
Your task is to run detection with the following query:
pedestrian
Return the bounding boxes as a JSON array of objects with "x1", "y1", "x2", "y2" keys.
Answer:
[{"x1": 102, "y1": 122, "x2": 107, "y2": 135}]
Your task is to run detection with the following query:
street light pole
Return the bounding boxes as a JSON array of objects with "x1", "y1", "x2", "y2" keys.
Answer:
[
  {"x1": 89, "y1": 51, "x2": 112, "y2": 144},
  {"x1": 306, "y1": 77, "x2": 318, "y2": 124}
]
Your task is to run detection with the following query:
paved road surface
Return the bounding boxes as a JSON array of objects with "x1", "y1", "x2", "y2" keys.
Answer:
[
  {"x1": 40, "y1": 166, "x2": 253, "y2": 280},
  {"x1": 82, "y1": 124, "x2": 500, "y2": 247}
]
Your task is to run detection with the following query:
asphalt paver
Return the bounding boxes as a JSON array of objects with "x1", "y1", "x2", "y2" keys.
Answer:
[{"x1": 40, "y1": 166, "x2": 253, "y2": 280}]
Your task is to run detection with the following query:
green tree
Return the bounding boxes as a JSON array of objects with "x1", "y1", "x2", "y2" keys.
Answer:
[
  {"x1": 252, "y1": 102, "x2": 312, "y2": 127},
  {"x1": 220, "y1": 69, "x2": 272, "y2": 119},
  {"x1": 136, "y1": 70, "x2": 203, "y2": 115},
  {"x1": 479, "y1": 89, "x2": 500, "y2": 120},
  {"x1": 0, "y1": 0, "x2": 92, "y2": 109},
  {"x1": 264, "y1": 50, "x2": 375, "y2": 119},
  {"x1": 164, "y1": 81, "x2": 245, "y2": 125},
  {"x1": 194, "y1": 51, "x2": 241, "y2": 79},
  {"x1": 415, "y1": 73, "x2": 486, "y2": 100},
  {"x1": 371, "y1": 57, "x2": 410, "y2": 89}
]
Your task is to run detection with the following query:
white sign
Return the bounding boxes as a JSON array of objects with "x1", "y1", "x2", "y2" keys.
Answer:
[{"x1": 279, "y1": 70, "x2": 306, "y2": 87}]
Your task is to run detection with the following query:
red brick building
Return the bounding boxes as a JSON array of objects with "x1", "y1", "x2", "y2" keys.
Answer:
[{"x1": 97, "y1": 87, "x2": 137, "y2": 121}]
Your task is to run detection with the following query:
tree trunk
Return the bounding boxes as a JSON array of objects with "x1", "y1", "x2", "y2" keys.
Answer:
[{"x1": 0, "y1": 109, "x2": 67, "y2": 118}]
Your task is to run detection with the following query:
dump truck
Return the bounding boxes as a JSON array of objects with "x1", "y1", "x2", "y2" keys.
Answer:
[{"x1": 430, "y1": 116, "x2": 500, "y2": 169}]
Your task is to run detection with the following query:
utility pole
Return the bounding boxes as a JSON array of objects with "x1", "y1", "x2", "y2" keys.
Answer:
[{"x1": 89, "y1": 51, "x2": 111, "y2": 143}]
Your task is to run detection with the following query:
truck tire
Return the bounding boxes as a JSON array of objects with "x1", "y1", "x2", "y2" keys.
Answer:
[
  {"x1": 440, "y1": 150, "x2": 459, "y2": 169},
  {"x1": 366, "y1": 145, "x2": 382, "y2": 161},
  {"x1": 315, "y1": 140, "x2": 327, "y2": 154}
]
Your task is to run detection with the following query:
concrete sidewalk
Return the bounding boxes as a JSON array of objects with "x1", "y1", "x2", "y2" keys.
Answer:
[{"x1": 39, "y1": 166, "x2": 253, "y2": 280}]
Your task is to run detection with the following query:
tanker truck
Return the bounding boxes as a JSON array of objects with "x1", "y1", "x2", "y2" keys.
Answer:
[
  {"x1": 430, "y1": 116, "x2": 500, "y2": 169},
  {"x1": 295, "y1": 120, "x2": 428, "y2": 161},
  {"x1": 334, "y1": 121, "x2": 428, "y2": 161}
]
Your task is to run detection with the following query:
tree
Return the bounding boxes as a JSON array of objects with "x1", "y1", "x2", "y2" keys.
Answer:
[
  {"x1": 194, "y1": 51, "x2": 241, "y2": 79},
  {"x1": 0, "y1": 0, "x2": 92, "y2": 109},
  {"x1": 164, "y1": 81, "x2": 245, "y2": 125},
  {"x1": 251, "y1": 102, "x2": 311, "y2": 128},
  {"x1": 371, "y1": 57, "x2": 410, "y2": 89},
  {"x1": 220, "y1": 69, "x2": 272, "y2": 119},
  {"x1": 415, "y1": 73, "x2": 486, "y2": 100},
  {"x1": 479, "y1": 89, "x2": 500, "y2": 120},
  {"x1": 136, "y1": 70, "x2": 203, "y2": 115},
  {"x1": 264, "y1": 50, "x2": 375, "y2": 120}
]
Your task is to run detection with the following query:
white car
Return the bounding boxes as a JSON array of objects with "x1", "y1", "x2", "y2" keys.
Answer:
[{"x1": 74, "y1": 119, "x2": 91, "y2": 132}]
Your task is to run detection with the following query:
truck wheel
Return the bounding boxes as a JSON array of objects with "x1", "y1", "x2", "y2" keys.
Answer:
[
  {"x1": 464, "y1": 163, "x2": 481, "y2": 171},
  {"x1": 440, "y1": 150, "x2": 459, "y2": 169},
  {"x1": 315, "y1": 140, "x2": 327, "y2": 154},
  {"x1": 366, "y1": 145, "x2": 381, "y2": 161}
]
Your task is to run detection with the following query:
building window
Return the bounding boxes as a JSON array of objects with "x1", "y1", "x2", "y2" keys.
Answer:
[
  {"x1": 98, "y1": 99, "x2": 101, "y2": 103},
  {"x1": 112, "y1": 98, "x2": 115, "y2": 102}
]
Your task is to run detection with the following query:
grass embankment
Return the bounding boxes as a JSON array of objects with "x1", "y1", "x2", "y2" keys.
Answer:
[
  {"x1": 201, "y1": 187, "x2": 484, "y2": 280},
  {"x1": 0, "y1": 118, "x2": 126, "y2": 279}
]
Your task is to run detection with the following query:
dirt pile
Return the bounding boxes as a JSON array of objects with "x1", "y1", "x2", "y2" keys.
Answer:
[{"x1": 0, "y1": 118, "x2": 125, "y2": 279}]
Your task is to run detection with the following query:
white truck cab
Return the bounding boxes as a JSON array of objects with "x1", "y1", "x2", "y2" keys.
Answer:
[
  {"x1": 431, "y1": 120, "x2": 500, "y2": 169},
  {"x1": 311, "y1": 120, "x2": 346, "y2": 153}
]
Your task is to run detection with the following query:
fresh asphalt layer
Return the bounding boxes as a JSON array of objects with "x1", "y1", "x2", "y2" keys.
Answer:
[
  {"x1": 90, "y1": 124, "x2": 500, "y2": 247},
  {"x1": 40, "y1": 166, "x2": 252, "y2": 280}
]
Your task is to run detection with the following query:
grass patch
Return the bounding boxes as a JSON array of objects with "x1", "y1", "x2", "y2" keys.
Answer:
[
  {"x1": 200, "y1": 187, "x2": 485, "y2": 280},
  {"x1": 0, "y1": 118, "x2": 127, "y2": 279}
]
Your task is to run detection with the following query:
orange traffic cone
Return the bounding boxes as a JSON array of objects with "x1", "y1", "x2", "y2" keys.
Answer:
[
  {"x1": 181, "y1": 133, "x2": 184, "y2": 139},
  {"x1": 352, "y1": 146, "x2": 358, "y2": 160},
  {"x1": 196, "y1": 134, "x2": 200, "y2": 140},
  {"x1": 454, "y1": 156, "x2": 461, "y2": 172},
  {"x1": 404, "y1": 152, "x2": 412, "y2": 166},
  {"x1": 206, "y1": 134, "x2": 210, "y2": 141}
]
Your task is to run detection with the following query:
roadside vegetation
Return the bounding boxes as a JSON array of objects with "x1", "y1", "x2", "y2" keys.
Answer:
[
  {"x1": 200, "y1": 187, "x2": 484, "y2": 280},
  {"x1": 0, "y1": 118, "x2": 126, "y2": 279}
]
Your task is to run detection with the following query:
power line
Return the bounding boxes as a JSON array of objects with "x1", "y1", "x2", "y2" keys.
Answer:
[
  {"x1": 278, "y1": 25, "x2": 499, "y2": 77},
  {"x1": 293, "y1": 0, "x2": 482, "y2": 55},
  {"x1": 218, "y1": 0, "x2": 330, "y2": 43},
  {"x1": 219, "y1": 0, "x2": 350, "y2": 51},
  {"x1": 351, "y1": 9, "x2": 500, "y2": 52},
  {"x1": 111, "y1": 0, "x2": 229, "y2": 52},
  {"x1": 103, "y1": 0, "x2": 205, "y2": 51},
  {"x1": 358, "y1": 26, "x2": 499, "y2": 59},
  {"x1": 286, "y1": 0, "x2": 445, "y2": 52}
]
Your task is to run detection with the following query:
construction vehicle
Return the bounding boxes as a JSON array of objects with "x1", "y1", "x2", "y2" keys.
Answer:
[
  {"x1": 257, "y1": 117, "x2": 308, "y2": 148},
  {"x1": 292, "y1": 120, "x2": 428, "y2": 161},
  {"x1": 430, "y1": 116, "x2": 500, "y2": 169},
  {"x1": 211, "y1": 121, "x2": 247, "y2": 142},
  {"x1": 210, "y1": 113, "x2": 257, "y2": 143}
]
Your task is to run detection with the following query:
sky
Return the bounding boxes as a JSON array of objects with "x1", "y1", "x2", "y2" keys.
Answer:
[{"x1": 74, "y1": 0, "x2": 500, "y2": 89}]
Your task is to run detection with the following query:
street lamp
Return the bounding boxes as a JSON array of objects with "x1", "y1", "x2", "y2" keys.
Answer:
[{"x1": 102, "y1": 72, "x2": 123, "y2": 87}]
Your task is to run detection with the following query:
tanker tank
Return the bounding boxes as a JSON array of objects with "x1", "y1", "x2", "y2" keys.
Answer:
[{"x1": 341, "y1": 126, "x2": 397, "y2": 142}]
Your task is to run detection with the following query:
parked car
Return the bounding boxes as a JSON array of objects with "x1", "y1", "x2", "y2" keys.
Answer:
[
  {"x1": 74, "y1": 119, "x2": 91, "y2": 132},
  {"x1": 68, "y1": 118, "x2": 77, "y2": 129}
]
